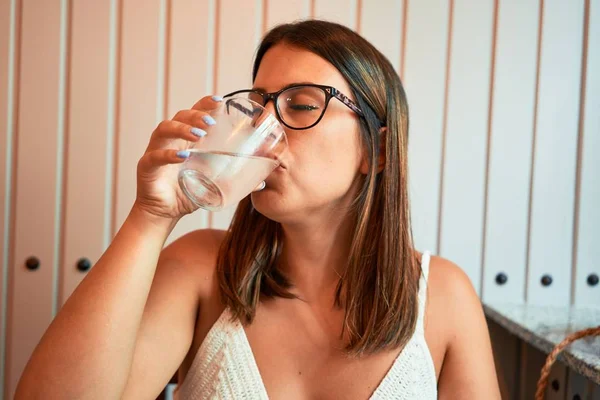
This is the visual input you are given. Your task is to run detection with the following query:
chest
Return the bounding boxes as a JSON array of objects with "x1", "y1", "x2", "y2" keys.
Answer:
[
  {"x1": 243, "y1": 307, "x2": 413, "y2": 400},
  {"x1": 182, "y1": 298, "x2": 443, "y2": 400}
]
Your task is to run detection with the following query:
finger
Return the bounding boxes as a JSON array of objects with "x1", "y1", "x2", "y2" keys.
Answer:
[
  {"x1": 152, "y1": 120, "x2": 207, "y2": 143},
  {"x1": 191, "y1": 95, "x2": 223, "y2": 111},
  {"x1": 171, "y1": 109, "x2": 217, "y2": 130},
  {"x1": 138, "y1": 149, "x2": 190, "y2": 174},
  {"x1": 252, "y1": 181, "x2": 266, "y2": 192}
]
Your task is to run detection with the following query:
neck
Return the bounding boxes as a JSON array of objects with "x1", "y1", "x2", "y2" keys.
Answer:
[{"x1": 279, "y1": 210, "x2": 356, "y2": 305}]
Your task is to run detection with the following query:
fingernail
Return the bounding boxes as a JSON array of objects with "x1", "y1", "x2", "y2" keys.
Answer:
[
  {"x1": 190, "y1": 127, "x2": 206, "y2": 137},
  {"x1": 202, "y1": 115, "x2": 216, "y2": 126},
  {"x1": 211, "y1": 95, "x2": 223, "y2": 102},
  {"x1": 176, "y1": 150, "x2": 190, "y2": 159}
]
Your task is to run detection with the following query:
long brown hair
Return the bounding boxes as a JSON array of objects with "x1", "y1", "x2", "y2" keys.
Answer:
[{"x1": 217, "y1": 20, "x2": 419, "y2": 356}]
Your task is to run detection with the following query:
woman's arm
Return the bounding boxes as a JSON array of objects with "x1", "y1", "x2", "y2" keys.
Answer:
[
  {"x1": 14, "y1": 207, "x2": 216, "y2": 399},
  {"x1": 15, "y1": 206, "x2": 174, "y2": 398},
  {"x1": 431, "y1": 258, "x2": 501, "y2": 399},
  {"x1": 120, "y1": 228, "x2": 224, "y2": 399},
  {"x1": 16, "y1": 95, "x2": 223, "y2": 399}
]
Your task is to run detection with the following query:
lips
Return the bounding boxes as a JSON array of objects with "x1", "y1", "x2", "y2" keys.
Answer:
[{"x1": 275, "y1": 159, "x2": 287, "y2": 169}]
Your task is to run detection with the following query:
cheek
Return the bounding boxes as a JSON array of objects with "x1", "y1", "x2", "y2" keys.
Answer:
[{"x1": 289, "y1": 121, "x2": 363, "y2": 194}]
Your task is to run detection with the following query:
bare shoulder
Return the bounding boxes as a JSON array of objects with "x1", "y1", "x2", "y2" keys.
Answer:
[
  {"x1": 161, "y1": 228, "x2": 227, "y2": 263},
  {"x1": 419, "y1": 255, "x2": 477, "y2": 375},
  {"x1": 157, "y1": 228, "x2": 227, "y2": 300},
  {"x1": 425, "y1": 254, "x2": 483, "y2": 346},
  {"x1": 427, "y1": 254, "x2": 479, "y2": 310},
  {"x1": 424, "y1": 254, "x2": 500, "y2": 398}
]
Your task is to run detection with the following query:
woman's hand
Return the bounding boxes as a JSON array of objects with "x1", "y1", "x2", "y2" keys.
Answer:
[{"x1": 134, "y1": 95, "x2": 223, "y2": 221}]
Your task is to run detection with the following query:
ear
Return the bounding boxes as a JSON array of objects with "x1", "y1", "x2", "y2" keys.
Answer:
[{"x1": 359, "y1": 127, "x2": 387, "y2": 174}]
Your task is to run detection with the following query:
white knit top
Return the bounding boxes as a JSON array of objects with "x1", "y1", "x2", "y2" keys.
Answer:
[{"x1": 174, "y1": 251, "x2": 437, "y2": 399}]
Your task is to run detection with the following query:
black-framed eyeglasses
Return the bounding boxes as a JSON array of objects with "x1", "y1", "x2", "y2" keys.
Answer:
[{"x1": 224, "y1": 84, "x2": 366, "y2": 130}]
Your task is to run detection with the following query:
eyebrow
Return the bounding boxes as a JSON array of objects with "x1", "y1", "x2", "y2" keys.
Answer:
[{"x1": 251, "y1": 81, "x2": 318, "y2": 93}]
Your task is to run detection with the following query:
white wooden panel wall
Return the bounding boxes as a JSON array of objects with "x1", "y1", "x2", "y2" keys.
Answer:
[
  {"x1": 314, "y1": 0, "x2": 357, "y2": 29},
  {"x1": 7, "y1": 1, "x2": 68, "y2": 399},
  {"x1": 0, "y1": 2, "x2": 18, "y2": 398},
  {"x1": 439, "y1": 0, "x2": 494, "y2": 295},
  {"x1": 61, "y1": 0, "x2": 115, "y2": 306},
  {"x1": 115, "y1": 0, "x2": 165, "y2": 231},
  {"x1": 527, "y1": 0, "x2": 585, "y2": 306},
  {"x1": 2, "y1": 1, "x2": 599, "y2": 397},
  {"x1": 404, "y1": 0, "x2": 450, "y2": 254},
  {"x1": 359, "y1": 0, "x2": 404, "y2": 74},
  {"x1": 265, "y1": 0, "x2": 310, "y2": 31},
  {"x1": 482, "y1": 1, "x2": 539, "y2": 304},
  {"x1": 575, "y1": 0, "x2": 600, "y2": 306}
]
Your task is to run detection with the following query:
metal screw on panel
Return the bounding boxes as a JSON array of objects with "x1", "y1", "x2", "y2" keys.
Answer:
[
  {"x1": 77, "y1": 258, "x2": 92, "y2": 272},
  {"x1": 541, "y1": 274, "x2": 553, "y2": 287},
  {"x1": 587, "y1": 273, "x2": 599, "y2": 287},
  {"x1": 25, "y1": 256, "x2": 40, "y2": 271},
  {"x1": 495, "y1": 273, "x2": 508, "y2": 285}
]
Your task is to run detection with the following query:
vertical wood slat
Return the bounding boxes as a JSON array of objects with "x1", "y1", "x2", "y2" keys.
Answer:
[
  {"x1": 114, "y1": 0, "x2": 165, "y2": 231},
  {"x1": 527, "y1": 1, "x2": 585, "y2": 305},
  {"x1": 438, "y1": 0, "x2": 494, "y2": 294},
  {"x1": 544, "y1": 362, "x2": 568, "y2": 400},
  {"x1": 566, "y1": 369, "x2": 594, "y2": 399},
  {"x1": 313, "y1": 0, "x2": 358, "y2": 29},
  {"x1": 265, "y1": 0, "x2": 310, "y2": 32},
  {"x1": 594, "y1": 382, "x2": 600, "y2": 400},
  {"x1": 7, "y1": 0, "x2": 67, "y2": 398},
  {"x1": 60, "y1": 1, "x2": 114, "y2": 305},
  {"x1": 104, "y1": 0, "x2": 119, "y2": 252},
  {"x1": 482, "y1": 1, "x2": 540, "y2": 304},
  {"x1": 404, "y1": 0, "x2": 450, "y2": 254},
  {"x1": 487, "y1": 318, "x2": 521, "y2": 400},
  {"x1": 0, "y1": 0, "x2": 19, "y2": 396},
  {"x1": 359, "y1": 0, "x2": 403, "y2": 73},
  {"x1": 520, "y1": 343, "x2": 568, "y2": 400},
  {"x1": 164, "y1": 0, "x2": 214, "y2": 246},
  {"x1": 574, "y1": 0, "x2": 600, "y2": 306},
  {"x1": 210, "y1": 0, "x2": 263, "y2": 230}
]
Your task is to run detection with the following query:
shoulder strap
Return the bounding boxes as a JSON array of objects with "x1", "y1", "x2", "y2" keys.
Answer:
[{"x1": 416, "y1": 251, "x2": 431, "y2": 334}]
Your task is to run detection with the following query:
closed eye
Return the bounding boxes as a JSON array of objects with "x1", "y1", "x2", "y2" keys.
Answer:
[{"x1": 289, "y1": 104, "x2": 320, "y2": 111}]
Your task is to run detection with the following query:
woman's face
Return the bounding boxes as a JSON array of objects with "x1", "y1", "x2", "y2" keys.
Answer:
[{"x1": 250, "y1": 43, "x2": 365, "y2": 223}]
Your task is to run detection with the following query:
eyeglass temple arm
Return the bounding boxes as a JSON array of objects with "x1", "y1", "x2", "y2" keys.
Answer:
[
  {"x1": 227, "y1": 100, "x2": 256, "y2": 118},
  {"x1": 332, "y1": 90, "x2": 364, "y2": 116},
  {"x1": 332, "y1": 89, "x2": 386, "y2": 127}
]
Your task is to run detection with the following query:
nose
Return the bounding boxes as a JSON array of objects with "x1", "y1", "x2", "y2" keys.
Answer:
[
  {"x1": 262, "y1": 98, "x2": 285, "y2": 127},
  {"x1": 263, "y1": 97, "x2": 277, "y2": 115}
]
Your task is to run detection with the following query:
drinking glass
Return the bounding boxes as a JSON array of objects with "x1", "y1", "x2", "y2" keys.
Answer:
[{"x1": 178, "y1": 97, "x2": 287, "y2": 211}]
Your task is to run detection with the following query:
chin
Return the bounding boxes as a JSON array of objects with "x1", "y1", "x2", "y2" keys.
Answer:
[{"x1": 249, "y1": 188, "x2": 289, "y2": 222}]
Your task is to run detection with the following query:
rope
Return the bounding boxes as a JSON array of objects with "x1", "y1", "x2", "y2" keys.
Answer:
[{"x1": 535, "y1": 326, "x2": 600, "y2": 400}]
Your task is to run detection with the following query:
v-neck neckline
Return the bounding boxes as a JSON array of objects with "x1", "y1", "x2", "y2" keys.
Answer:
[
  {"x1": 228, "y1": 307, "x2": 409, "y2": 399},
  {"x1": 176, "y1": 251, "x2": 435, "y2": 399}
]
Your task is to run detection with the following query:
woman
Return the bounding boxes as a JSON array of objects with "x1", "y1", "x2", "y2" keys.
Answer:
[{"x1": 16, "y1": 20, "x2": 500, "y2": 399}]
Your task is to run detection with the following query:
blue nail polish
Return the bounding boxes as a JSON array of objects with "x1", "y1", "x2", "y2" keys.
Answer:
[
  {"x1": 190, "y1": 127, "x2": 206, "y2": 137},
  {"x1": 176, "y1": 150, "x2": 190, "y2": 159},
  {"x1": 202, "y1": 115, "x2": 216, "y2": 126},
  {"x1": 211, "y1": 95, "x2": 223, "y2": 102}
]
